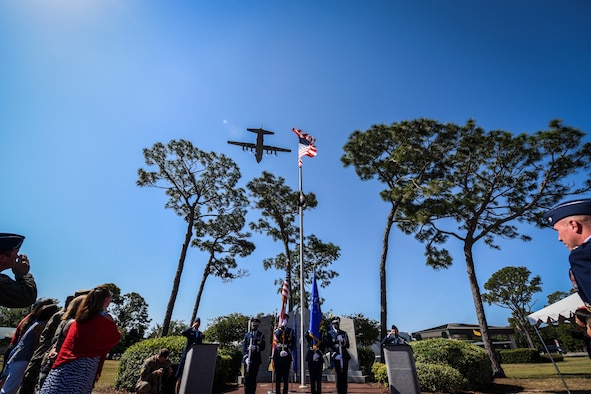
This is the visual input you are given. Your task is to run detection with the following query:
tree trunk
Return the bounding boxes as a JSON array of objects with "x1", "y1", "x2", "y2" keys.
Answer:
[
  {"x1": 191, "y1": 258, "x2": 212, "y2": 324},
  {"x1": 380, "y1": 205, "x2": 396, "y2": 340},
  {"x1": 464, "y1": 243, "x2": 506, "y2": 378},
  {"x1": 162, "y1": 215, "x2": 194, "y2": 336}
]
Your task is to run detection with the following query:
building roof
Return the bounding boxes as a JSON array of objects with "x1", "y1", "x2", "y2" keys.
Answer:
[{"x1": 412, "y1": 323, "x2": 514, "y2": 339}]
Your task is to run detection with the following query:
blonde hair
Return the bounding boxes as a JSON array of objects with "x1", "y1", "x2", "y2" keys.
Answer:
[
  {"x1": 62, "y1": 295, "x2": 86, "y2": 321},
  {"x1": 75, "y1": 285, "x2": 112, "y2": 323}
]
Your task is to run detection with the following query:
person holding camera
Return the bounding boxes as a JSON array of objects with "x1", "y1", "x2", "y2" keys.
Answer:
[
  {"x1": 135, "y1": 348, "x2": 173, "y2": 394},
  {"x1": 0, "y1": 233, "x2": 37, "y2": 308}
]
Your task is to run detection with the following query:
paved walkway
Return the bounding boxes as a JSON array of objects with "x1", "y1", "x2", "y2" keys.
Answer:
[{"x1": 250, "y1": 382, "x2": 387, "y2": 394}]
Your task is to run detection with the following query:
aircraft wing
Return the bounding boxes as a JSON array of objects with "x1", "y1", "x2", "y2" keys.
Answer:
[
  {"x1": 228, "y1": 141, "x2": 256, "y2": 149},
  {"x1": 247, "y1": 127, "x2": 275, "y2": 135},
  {"x1": 262, "y1": 145, "x2": 291, "y2": 153}
]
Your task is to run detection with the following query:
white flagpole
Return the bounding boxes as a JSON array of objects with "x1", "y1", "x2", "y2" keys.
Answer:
[{"x1": 298, "y1": 164, "x2": 306, "y2": 388}]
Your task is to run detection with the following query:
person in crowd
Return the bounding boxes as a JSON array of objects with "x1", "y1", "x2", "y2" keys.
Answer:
[
  {"x1": 18, "y1": 297, "x2": 70, "y2": 394},
  {"x1": 175, "y1": 318, "x2": 204, "y2": 394},
  {"x1": 326, "y1": 316, "x2": 351, "y2": 394},
  {"x1": 571, "y1": 308, "x2": 591, "y2": 359},
  {"x1": 0, "y1": 233, "x2": 37, "y2": 308},
  {"x1": 544, "y1": 199, "x2": 591, "y2": 310},
  {"x1": 1, "y1": 303, "x2": 59, "y2": 394},
  {"x1": 242, "y1": 317, "x2": 265, "y2": 394},
  {"x1": 38, "y1": 285, "x2": 120, "y2": 394},
  {"x1": 36, "y1": 295, "x2": 86, "y2": 391},
  {"x1": 381, "y1": 325, "x2": 408, "y2": 346},
  {"x1": 305, "y1": 328, "x2": 325, "y2": 394},
  {"x1": 1, "y1": 299, "x2": 54, "y2": 377},
  {"x1": 135, "y1": 348, "x2": 173, "y2": 394},
  {"x1": 272, "y1": 314, "x2": 295, "y2": 394},
  {"x1": 20, "y1": 289, "x2": 89, "y2": 394}
]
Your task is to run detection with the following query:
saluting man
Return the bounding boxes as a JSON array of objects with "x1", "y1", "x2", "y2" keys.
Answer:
[
  {"x1": 273, "y1": 314, "x2": 296, "y2": 394},
  {"x1": 242, "y1": 317, "x2": 265, "y2": 394},
  {"x1": 326, "y1": 316, "x2": 351, "y2": 394},
  {"x1": 0, "y1": 233, "x2": 37, "y2": 308},
  {"x1": 175, "y1": 318, "x2": 204, "y2": 393},
  {"x1": 545, "y1": 199, "x2": 591, "y2": 310}
]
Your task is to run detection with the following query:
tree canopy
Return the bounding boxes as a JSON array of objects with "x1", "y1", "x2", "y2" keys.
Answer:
[
  {"x1": 137, "y1": 139, "x2": 247, "y2": 335},
  {"x1": 482, "y1": 266, "x2": 542, "y2": 348},
  {"x1": 247, "y1": 171, "x2": 339, "y2": 309},
  {"x1": 343, "y1": 118, "x2": 591, "y2": 378}
]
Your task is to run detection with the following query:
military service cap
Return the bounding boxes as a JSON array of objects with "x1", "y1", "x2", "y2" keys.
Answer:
[
  {"x1": 0, "y1": 233, "x2": 25, "y2": 250},
  {"x1": 544, "y1": 199, "x2": 591, "y2": 224}
]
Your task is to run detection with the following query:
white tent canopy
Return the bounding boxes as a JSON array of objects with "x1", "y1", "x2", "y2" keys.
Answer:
[{"x1": 527, "y1": 292, "x2": 584, "y2": 326}]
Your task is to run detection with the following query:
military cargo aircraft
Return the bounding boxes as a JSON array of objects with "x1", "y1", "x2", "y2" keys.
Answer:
[{"x1": 227, "y1": 127, "x2": 291, "y2": 163}]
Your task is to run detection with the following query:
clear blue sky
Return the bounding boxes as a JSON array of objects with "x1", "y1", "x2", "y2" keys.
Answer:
[{"x1": 1, "y1": 1, "x2": 590, "y2": 335}]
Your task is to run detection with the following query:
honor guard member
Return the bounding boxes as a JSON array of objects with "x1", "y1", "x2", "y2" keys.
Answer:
[
  {"x1": 545, "y1": 199, "x2": 591, "y2": 310},
  {"x1": 242, "y1": 317, "x2": 265, "y2": 394},
  {"x1": 326, "y1": 316, "x2": 351, "y2": 394},
  {"x1": 175, "y1": 318, "x2": 204, "y2": 393},
  {"x1": 272, "y1": 314, "x2": 295, "y2": 394},
  {"x1": 305, "y1": 329, "x2": 325, "y2": 394},
  {"x1": 0, "y1": 233, "x2": 37, "y2": 308},
  {"x1": 135, "y1": 348, "x2": 173, "y2": 394}
]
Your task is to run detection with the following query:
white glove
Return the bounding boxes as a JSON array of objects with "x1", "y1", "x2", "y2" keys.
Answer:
[
  {"x1": 280, "y1": 350, "x2": 288, "y2": 357},
  {"x1": 249, "y1": 345, "x2": 257, "y2": 351},
  {"x1": 335, "y1": 354, "x2": 342, "y2": 361},
  {"x1": 337, "y1": 335, "x2": 343, "y2": 342},
  {"x1": 313, "y1": 353, "x2": 320, "y2": 361}
]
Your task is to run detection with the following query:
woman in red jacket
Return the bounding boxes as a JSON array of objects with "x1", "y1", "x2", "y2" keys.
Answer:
[{"x1": 38, "y1": 285, "x2": 120, "y2": 394}]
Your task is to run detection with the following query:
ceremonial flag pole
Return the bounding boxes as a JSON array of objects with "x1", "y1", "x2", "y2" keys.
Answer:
[{"x1": 291, "y1": 128, "x2": 317, "y2": 387}]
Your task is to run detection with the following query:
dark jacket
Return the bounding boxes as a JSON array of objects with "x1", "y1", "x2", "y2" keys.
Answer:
[{"x1": 242, "y1": 330, "x2": 266, "y2": 365}]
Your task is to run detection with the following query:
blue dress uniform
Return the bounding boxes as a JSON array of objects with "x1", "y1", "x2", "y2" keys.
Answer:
[
  {"x1": 242, "y1": 319, "x2": 265, "y2": 394},
  {"x1": 305, "y1": 331, "x2": 325, "y2": 394},
  {"x1": 326, "y1": 317, "x2": 351, "y2": 394},
  {"x1": 175, "y1": 319, "x2": 204, "y2": 380},
  {"x1": 272, "y1": 317, "x2": 295, "y2": 394},
  {"x1": 544, "y1": 199, "x2": 591, "y2": 310},
  {"x1": 568, "y1": 242, "x2": 591, "y2": 308}
]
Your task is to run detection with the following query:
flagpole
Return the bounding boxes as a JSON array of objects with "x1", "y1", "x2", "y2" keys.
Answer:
[
  {"x1": 292, "y1": 127, "x2": 316, "y2": 389},
  {"x1": 298, "y1": 164, "x2": 306, "y2": 388}
]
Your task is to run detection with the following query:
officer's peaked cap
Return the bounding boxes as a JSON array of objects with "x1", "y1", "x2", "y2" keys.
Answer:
[
  {"x1": 544, "y1": 198, "x2": 591, "y2": 225},
  {"x1": 252, "y1": 318, "x2": 261, "y2": 323},
  {"x1": 331, "y1": 316, "x2": 341, "y2": 323},
  {"x1": 0, "y1": 233, "x2": 25, "y2": 250}
]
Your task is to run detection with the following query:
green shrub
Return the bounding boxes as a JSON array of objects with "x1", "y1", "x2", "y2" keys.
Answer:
[
  {"x1": 540, "y1": 352, "x2": 564, "y2": 363},
  {"x1": 357, "y1": 347, "x2": 376, "y2": 378},
  {"x1": 115, "y1": 336, "x2": 185, "y2": 391},
  {"x1": 497, "y1": 348, "x2": 542, "y2": 363},
  {"x1": 213, "y1": 346, "x2": 243, "y2": 389},
  {"x1": 371, "y1": 362, "x2": 388, "y2": 387},
  {"x1": 411, "y1": 338, "x2": 492, "y2": 389},
  {"x1": 115, "y1": 337, "x2": 242, "y2": 393},
  {"x1": 415, "y1": 362, "x2": 467, "y2": 393}
]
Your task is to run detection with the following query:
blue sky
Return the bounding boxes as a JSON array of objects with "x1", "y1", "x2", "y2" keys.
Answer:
[{"x1": 1, "y1": 1, "x2": 590, "y2": 335}]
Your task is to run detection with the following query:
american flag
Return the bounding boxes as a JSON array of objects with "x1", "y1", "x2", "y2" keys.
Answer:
[
  {"x1": 292, "y1": 128, "x2": 317, "y2": 167},
  {"x1": 270, "y1": 278, "x2": 290, "y2": 371},
  {"x1": 280, "y1": 279, "x2": 289, "y2": 325}
]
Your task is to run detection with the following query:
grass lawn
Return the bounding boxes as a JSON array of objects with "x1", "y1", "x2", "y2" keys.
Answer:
[
  {"x1": 96, "y1": 356, "x2": 591, "y2": 393},
  {"x1": 3, "y1": 355, "x2": 589, "y2": 393}
]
